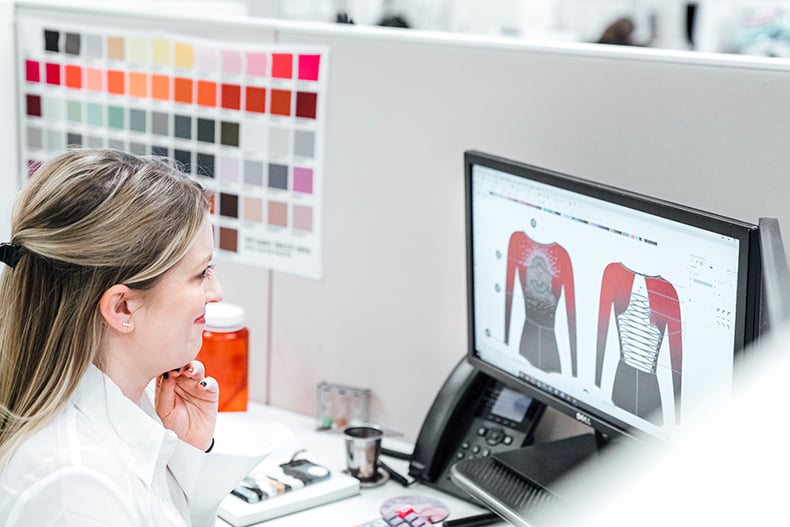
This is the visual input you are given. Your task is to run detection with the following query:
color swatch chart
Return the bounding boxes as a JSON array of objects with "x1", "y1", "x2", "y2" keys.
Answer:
[{"x1": 17, "y1": 15, "x2": 328, "y2": 279}]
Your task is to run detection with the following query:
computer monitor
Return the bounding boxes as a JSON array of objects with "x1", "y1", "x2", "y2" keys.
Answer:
[
  {"x1": 757, "y1": 217, "x2": 790, "y2": 335},
  {"x1": 465, "y1": 150, "x2": 762, "y2": 459}
]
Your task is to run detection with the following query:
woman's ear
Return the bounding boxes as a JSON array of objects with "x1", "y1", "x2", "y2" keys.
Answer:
[{"x1": 99, "y1": 284, "x2": 138, "y2": 333}]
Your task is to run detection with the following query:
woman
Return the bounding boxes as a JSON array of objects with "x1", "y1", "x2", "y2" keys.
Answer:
[{"x1": 0, "y1": 149, "x2": 237, "y2": 525}]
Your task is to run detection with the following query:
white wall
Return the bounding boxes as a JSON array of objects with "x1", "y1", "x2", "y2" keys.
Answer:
[
  {"x1": 0, "y1": 0, "x2": 18, "y2": 240},
  {"x1": 7, "y1": 2, "x2": 790, "y2": 443}
]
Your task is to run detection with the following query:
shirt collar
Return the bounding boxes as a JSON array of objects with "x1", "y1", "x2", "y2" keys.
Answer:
[{"x1": 72, "y1": 364, "x2": 173, "y2": 486}]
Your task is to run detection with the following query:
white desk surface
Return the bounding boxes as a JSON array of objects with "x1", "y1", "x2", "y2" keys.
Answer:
[{"x1": 212, "y1": 403, "x2": 506, "y2": 526}]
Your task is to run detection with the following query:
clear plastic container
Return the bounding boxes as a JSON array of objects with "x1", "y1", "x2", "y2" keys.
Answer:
[{"x1": 197, "y1": 302, "x2": 249, "y2": 412}]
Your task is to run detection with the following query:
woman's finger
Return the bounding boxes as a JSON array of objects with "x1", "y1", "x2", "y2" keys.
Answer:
[{"x1": 198, "y1": 375, "x2": 220, "y2": 397}]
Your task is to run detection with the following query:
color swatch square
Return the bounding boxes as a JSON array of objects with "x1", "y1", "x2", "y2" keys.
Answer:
[
  {"x1": 268, "y1": 163, "x2": 288, "y2": 190},
  {"x1": 174, "y1": 77, "x2": 193, "y2": 104},
  {"x1": 174, "y1": 42, "x2": 194, "y2": 69},
  {"x1": 221, "y1": 49, "x2": 242, "y2": 75},
  {"x1": 85, "y1": 68, "x2": 103, "y2": 91},
  {"x1": 221, "y1": 84, "x2": 241, "y2": 110},
  {"x1": 296, "y1": 91, "x2": 317, "y2": 119},
  {"x1": 294, "y1": 130, "x2": 315, "y2": 158},
  {"x1": 293, "y1": 167, "x2": 314, "y2": 194},
  {"x1": 272, "y1": 53, "x2": 293, "y2": 79},
  {"x1": 128, "y1": 37, "x2": 147, "y2": 64},
  {"x1": 220, "y1": 121, "x2": 240, "y2": 147},
  {"x1": 298, "y1": 54, "x2": 321, "y2": 81},
  {"x1": 219, "y1": 227, "x2": 238, "y2": 252},
  {"x1": 107, "y1": 70, "x2": 125, "y2": 95},
  {"x1": 25, "y1": 60, "x2": 40, "y2": 83},
  {"x1": 268, "y1": 201, "x2": 288, "y2": 227},
  {"x1": 174, "y1": 114, "x2": 192, "y2": 139},
  {"x1": 293, "y1": 204, "x2": 313, "y2": 232},
  {"x1": 26, "y1": 94, "x2": 42, "y2": 117},
  {"x1": 107, "y1": 36, "x2": 125, "y2": 60},
  {"x1": 45, "y1": 62, "x2": 60, "y2": 85},
  {"x1": 246, "y1": 52, "x2": 266, "y2": 76},
  {"x1": 197, "y1": 153, "x2": 215, "y2": 177},
  {"x1": 220, "y1": 156, "x2": 239, "y2": 182},
  {"x1": 196, "y1": 46, "x2": 218, "y2": 72},
  {"x1": 152, "y1": 38, "x2": 171, "y2": 66},
  {"x1": 129, "y1": 72, "x2": 147, "y2": 97},
  {"x1": 271, "y1": 89, "x2": 291, "y2": 116},
  {"x1": 244, "y1": 160, "x2": 264, "y2": 186},
  {"x1": 197, "y1": 80, "x2": 217, "y2": 107},
  {"x1": 44, "y1": 29, "x2": 59, "y2": 52},
  {"x1": 85, "y1": 34, "x2": 103, "y2": 59},
  {"x1": 65, "y1": 65, "x2": 82, "y2": 89},
  {"x1": 220, "y1": 192, "x2": 239, "y2": 218},
  {"x1": 245, "y1": 86, "x2": 266, "y2": 113},
  {"x1": 197, "y1": 118, "x2": 215, "y2": 143},
  {"x1": 152, "y1": 74, "x2": 170, "y2": 100},
  {"x1": 243, "y1": 197, "x2": 264, "y2": 223},
  {"x1": 129, "y1": 108, "x2": 146, "y2": 132},
  {"x1": 64, "y1": 33, "x2": 81, "y2": 55}
]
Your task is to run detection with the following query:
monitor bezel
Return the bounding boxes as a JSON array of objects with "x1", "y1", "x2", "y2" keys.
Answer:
[{"x1": 464, "y1": 150, "x2": 762, "y2": 444}]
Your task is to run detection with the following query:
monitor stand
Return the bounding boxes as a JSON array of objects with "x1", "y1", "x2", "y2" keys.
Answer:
[{"x1": 450, "y1": 432, "x2": 606, "y2": 527}]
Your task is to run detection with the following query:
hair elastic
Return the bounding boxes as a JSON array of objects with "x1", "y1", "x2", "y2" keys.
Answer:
[{"x1": 0, "y1": 242, "x2": 21, "y2": 269}]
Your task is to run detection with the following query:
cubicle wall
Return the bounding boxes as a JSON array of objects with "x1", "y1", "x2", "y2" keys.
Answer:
[{"x1": 6, "y1": 0, "x2": 790, "y2": 441}]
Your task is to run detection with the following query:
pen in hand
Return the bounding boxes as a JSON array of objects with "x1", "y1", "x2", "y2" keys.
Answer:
[{"x1": 442, "y1": 512, "x2": 501, "y2": 527}]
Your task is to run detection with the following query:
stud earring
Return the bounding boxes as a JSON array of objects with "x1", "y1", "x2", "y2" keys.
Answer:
[{"x1": 122, "y1": 321, "x2": 132, "y2": 329}]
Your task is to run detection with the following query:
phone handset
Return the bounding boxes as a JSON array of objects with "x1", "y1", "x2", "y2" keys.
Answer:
[{"x1": 408, "y1": 358, "x2": 490, "y2": 483}]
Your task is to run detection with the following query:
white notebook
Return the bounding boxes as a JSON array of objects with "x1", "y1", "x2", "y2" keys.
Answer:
[{"x1": 218, "y1": 470, "x2": 360, "y2": 526}]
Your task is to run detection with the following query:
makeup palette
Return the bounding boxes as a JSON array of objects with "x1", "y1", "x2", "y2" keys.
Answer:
[{"x1": 18, "y1": 15, "x2": 328, "y2": 279}]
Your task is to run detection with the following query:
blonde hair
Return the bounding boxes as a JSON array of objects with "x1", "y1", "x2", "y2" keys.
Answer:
[{"x1": 0, "y1": 148, "x2": 210, "y2": 466}]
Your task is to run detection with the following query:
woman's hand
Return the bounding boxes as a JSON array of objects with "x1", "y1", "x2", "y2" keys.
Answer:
[{"x1": 154, "y1": 360, "x2": 219, "y2": 451}]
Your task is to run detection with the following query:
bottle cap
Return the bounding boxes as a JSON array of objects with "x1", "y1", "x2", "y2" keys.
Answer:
[{"x1": 205, "y1": 302, "x2": 245, "y2": 331}]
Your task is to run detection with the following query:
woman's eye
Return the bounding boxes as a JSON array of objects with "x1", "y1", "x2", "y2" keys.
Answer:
[{"x1": 200, "y1": 265, "x2": 215, "y2": 279}]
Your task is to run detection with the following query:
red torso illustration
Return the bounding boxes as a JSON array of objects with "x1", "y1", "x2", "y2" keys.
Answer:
[
  {"x1": 504, "y1": 232, "x2": 577, "y2": 376},
  {"x1": 596, "y1": 262, "x2": 683, "y2": 425}
]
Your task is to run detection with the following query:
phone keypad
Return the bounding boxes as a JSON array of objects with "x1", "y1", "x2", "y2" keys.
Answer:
[{"x1": 454, "y1": 425, "x2": 516, "y2": 461}]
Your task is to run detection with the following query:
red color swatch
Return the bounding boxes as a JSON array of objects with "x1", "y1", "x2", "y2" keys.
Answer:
[
  {"x1": 25, "y1": 60, "x2": 40, "y2": 83},
  {"x1": 296, "y1": 91, "x2": 317, "y2": 119},
  {"x1": 221, "y1": 83, "x2": 241, "y2": 110},
  {"x1": 45, "y1": 62, "x2": 60, "y2": 85},
  {"x1": 245, "y1": 86, "x2": 266, "y2": 113},
  {"x1": 270, "y1": 89, "x2": 291, "y2": 116},
  {"x1": 26, "y1": 94, "x2": 42, "y2": 117},
  {"x1": 272, "y1": 53, "x2": 293, "y2": 79},
  {"x1": 298, "y1": 54, "x2": 321, "y2": 81}
]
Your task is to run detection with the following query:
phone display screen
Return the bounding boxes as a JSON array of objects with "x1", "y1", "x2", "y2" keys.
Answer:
[{"x1": 490, "y1": 387, "x2": 532, "y2": 423}]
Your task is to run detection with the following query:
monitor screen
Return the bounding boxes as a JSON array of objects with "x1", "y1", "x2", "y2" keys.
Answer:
[{"x1": 466, "y1": 151, "x2": 761, "y2": 444}]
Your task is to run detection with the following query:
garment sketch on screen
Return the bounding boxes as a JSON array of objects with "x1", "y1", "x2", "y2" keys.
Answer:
[
  {"x1": 504, "y1": 231, "x2": 578, "y2": 376},
  {"x1": 595, "y1": 262, "x2": 683, "y2": 426}
]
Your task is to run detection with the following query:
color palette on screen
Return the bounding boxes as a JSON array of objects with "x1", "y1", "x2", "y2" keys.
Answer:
[{"x1": 19, "y1": 16, "x2": 328, "y2": 279}]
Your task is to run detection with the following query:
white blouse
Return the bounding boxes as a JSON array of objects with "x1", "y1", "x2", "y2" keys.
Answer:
[{"x1": 0, "y1": 365, "x2": 253, "y2": 526}]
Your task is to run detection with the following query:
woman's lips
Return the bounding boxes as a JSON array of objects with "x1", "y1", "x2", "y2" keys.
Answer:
[{"x1": 195, "y1": 314, "x2": 206, "y2": 324}]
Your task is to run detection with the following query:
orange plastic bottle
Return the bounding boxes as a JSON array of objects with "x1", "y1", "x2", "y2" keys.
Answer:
[{"x1": 197, "y1": 302, "x2": 249, "y2": 412}]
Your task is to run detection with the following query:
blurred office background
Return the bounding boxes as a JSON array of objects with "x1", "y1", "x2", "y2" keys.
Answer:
[{"x1": 145, "y1": 0, "x2": 790, "y2": 58}]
